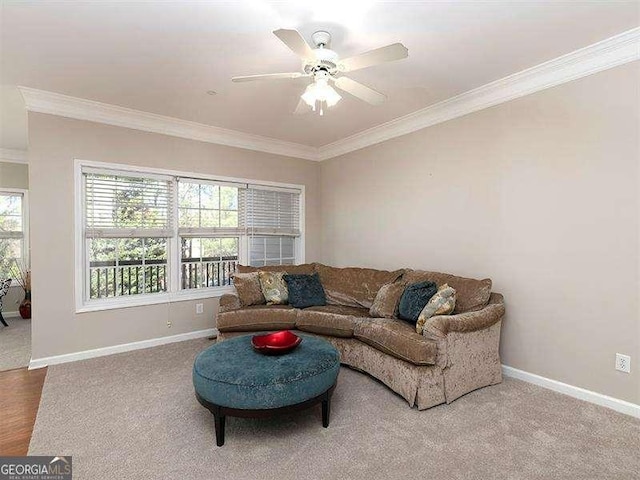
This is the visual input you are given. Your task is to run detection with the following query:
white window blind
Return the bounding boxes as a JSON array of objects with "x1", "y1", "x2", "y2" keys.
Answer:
[
  {"x1": 84, "y1": 170, "x2": 174, "y2": 238},
  {"x1": 250, "y1": 236, "x2": 296, "y2": 267},
  {"x1": 244, "y1": 186, "x2": 301, "y2": 237}
]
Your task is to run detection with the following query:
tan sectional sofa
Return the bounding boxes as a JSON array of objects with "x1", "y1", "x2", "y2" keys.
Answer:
[{"x1": 216, "y1": 263, "x2": 505, "y2": 410}]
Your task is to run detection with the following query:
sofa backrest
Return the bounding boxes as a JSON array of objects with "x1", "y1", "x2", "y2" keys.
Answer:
[
  {"x1": 314, "y1": 263, "x2": 404, "y2": 309},
  {"x1": 235, "y1": 263, "x2": 491, "y2": 314},
  {"x1": 236, "y1": 264, "x2": 316, "y2": 275},
  {"x1": 402, "y1": 270, "x2": 492, "y2": 314}
]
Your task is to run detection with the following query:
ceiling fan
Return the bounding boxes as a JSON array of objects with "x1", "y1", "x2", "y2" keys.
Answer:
[{"x1": 232, "y1": 29, "x2": 409, "y2": 116}]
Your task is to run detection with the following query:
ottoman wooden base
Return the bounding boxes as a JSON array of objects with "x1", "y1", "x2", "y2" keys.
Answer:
[{"x1": 196, "y1": 383, "x2": 336, "y2": 446}]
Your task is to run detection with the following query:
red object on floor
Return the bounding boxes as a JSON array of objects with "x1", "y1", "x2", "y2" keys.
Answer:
[
  {"x1": 19, "y1": 292, "x2": 31, "y2": 319},
  {"x1": 251, "y1": 330, "x2": 302, "y2": 355}
]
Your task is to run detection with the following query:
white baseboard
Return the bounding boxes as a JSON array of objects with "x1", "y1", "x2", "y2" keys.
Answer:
[
  {"x1": 502, "y1": 365, "x2": 640, "y2": 419},
  {"x1": 26, "y1": 334, "x2": 638, "y2": 418},
  {"x1": 29, "y1": 328, "x2": 218, "y2": 370}
]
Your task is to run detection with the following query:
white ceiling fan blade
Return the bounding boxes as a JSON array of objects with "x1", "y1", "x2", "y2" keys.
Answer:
[
  {"x1": 293, "y1": 99, "x2": 310, "y2": 115},
  {"x1": 232, "y1": 72, "x2": 306, "y2": 83},
  {"x1": 334, "y1": 77, "x2": 386, "y2": 105},
  {"x1": 273, "y1": 29, "x2": 315, "y2": 60},
  {"x1": 338, "y1": 43, "x2": 408, "y2": 72}
]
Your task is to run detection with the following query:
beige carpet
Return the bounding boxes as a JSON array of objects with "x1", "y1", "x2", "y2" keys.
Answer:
[
  {"x1": 29, "y1": 338, "x2": 639, "y2": 480},
  {"x1": 0, "y1": 316, "x2": 31, "y2": 371}
]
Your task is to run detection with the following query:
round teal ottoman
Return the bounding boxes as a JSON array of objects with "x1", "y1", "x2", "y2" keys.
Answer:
[{"x1": 193, "y1": 334, "x2": 340, "y2": 446}]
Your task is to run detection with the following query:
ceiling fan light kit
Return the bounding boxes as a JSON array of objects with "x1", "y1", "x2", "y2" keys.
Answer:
[
  {"x1": 231, "y1": 29, "x2": 408, "y2": 116},
  {"x1": 301, "y1": 72, "x2": 342, "y2": 116}
]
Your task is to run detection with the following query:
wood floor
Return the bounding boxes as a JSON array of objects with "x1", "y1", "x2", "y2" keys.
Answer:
[{"x1": 0, "y1": 367, "x2": 47, "y2": 455}]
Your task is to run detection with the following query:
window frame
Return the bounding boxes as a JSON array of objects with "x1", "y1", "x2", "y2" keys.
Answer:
[
  {"x1": 74, "y1": 159, "x2": 305, "y2": 313},
  {"x1": 0, "y1": 187, "x2": 29, "y2": 287}
]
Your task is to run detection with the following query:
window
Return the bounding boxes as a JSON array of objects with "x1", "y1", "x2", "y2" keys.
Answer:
[
  {"x1": 0, "y1": 189, "x2": 28, "y2": 280},
  {"x1": 178, "y1": 180, "x2": 243, "y2": 289},
  {"x1": 77, "y1": 162, "x2": 303, "y2": 310},
  {"x1": 84, "y1": 171, "x2": 173, "y2": 299},
  {"x1": 245, "y1": 187, "x2": 300, "y2": 267}
]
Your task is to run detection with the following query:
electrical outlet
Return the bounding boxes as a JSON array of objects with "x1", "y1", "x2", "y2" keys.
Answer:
[
  {"x1": 167, "y1": 320, "x2": 172, "y2": 328},
  {"x1": 196, "y1": 303, "x2": 204, "y2": 315},
  {"x1": 615, "y1": 353, "x2": 631, "y2": 373}
]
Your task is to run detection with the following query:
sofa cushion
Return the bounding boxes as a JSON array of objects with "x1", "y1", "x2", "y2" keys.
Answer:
[
  {"x1": 315, "y1": 264, "x2": 404, "y2": 309},
  {"x1": 284, "y1": 273, "x2": 327, "y2": 308},
  {"x1": 403, "y1": 270, "x2": 492, "y2": 314},
  {"x1": 369, "y1": 281, "x2": 406, "y2": 319},
  {"x1": 231, "y1": 272, "x2": 265, "y2": 306},
  {"x1": 416, "y1": 284, "x2": 456, "y2": 335},
  {"x1": 258, "y1": 271, "x2": 288, "y2": 305},
  {"x1": 398, "y1": 281, "x2": 438, "y2": 323},
  {"x1": 237, "y1": 264, "x2": 316, "y2": 275},
  {"x1": 296, "y1": 305, "x2": 369, "y2": 338},
  {"x1": 216, "y1": 305, "x2": 297, "y2": 332},
  {"x1": 353, "y1": 318, "x2": 438, "y2": 365}
]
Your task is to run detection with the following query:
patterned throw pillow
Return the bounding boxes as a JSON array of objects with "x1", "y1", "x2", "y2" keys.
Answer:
[
  {"x1": 398, "y1": 281, "x2": 438, "y2": 323},
  {"x1": 284, "y1": 273, "x2": 326, "y2": 308},
  {"x1": 369, "y1": 282, "x2": 406, "y2": 318},
  {"x1": 258, "y1": 271, "x2": 289, "y2": 305},
  {"x1": 416, "y1": 284, "x2": 457, "y2": 334},
  {"x1": 232, "y1": 272, "x2": 265, "y2": 306}
]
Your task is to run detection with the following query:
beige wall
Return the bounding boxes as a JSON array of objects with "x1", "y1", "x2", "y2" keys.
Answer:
[
  {"x1": 28, "y1": 113, "x2": 320, "y2": 359},
  {"x1": 0, "y1": 161, "x2": 28, "y2": 189},
  {"x1": 0, "y1": 161, "x2": 29, "y2": 315},
  {"x1": 320, "y1": 62, "x2": 640, "y2": 404}
]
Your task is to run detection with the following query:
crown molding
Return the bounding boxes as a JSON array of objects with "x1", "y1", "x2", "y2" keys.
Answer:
[
  {"x1": 18, "y1": 87, "x2": 319, "y2": 161},
  {"x1": 317, "y1": 27, "x2": 640, "y2": 160},
  {"x1": 16, "y1": 28, "x2": 639, "y2": 162},
  {"x1": 0, "y1": 148, "x2": 28, "y2": 164}
]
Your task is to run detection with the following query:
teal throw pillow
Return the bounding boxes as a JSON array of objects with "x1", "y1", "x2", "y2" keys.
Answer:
[
  {"x1": 398, "y1": 281, "x2": 438, "y2": 323},
  {"x1": 284, "y1": 273, "x2": 327, "y2": 308}
]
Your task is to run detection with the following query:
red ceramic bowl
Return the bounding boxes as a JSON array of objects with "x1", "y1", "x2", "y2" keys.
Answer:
[{"x1": 251, "y1": 330, "x2": 302, "y2": 355}]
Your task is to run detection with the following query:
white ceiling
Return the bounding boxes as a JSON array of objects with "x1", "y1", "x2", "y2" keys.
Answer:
[{"x1": 1, "y1": 1, "x2": 639, "y2": 151}]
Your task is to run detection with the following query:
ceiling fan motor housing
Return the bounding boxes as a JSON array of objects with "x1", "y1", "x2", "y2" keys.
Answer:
[
  {"x1": 304, "y1": 50, "x2": 339, "y2": 73},
  {"x1": 303, "y1": 31, "x2": 340, "y2": 75}
]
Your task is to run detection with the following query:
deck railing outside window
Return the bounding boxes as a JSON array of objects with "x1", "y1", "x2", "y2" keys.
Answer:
[
  {"x1": 180, "y1": 256, "x2": 238, "y2": 290},
  {"x1": 89, "y1": 256, "x2": 238, "y2": 298}
]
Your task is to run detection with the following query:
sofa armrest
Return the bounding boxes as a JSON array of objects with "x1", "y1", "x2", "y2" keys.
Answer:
[
  {"x1": 219, "y1": 294, "x2": 241, "y2": 313},
  {"x1": 423, "y1": 292, "x2": 505, "y2": 338}
]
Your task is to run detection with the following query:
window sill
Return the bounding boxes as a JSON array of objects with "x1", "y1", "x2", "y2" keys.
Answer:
[{"x1": 76, "y1": 286, "x2": 235, "y2": 313}]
